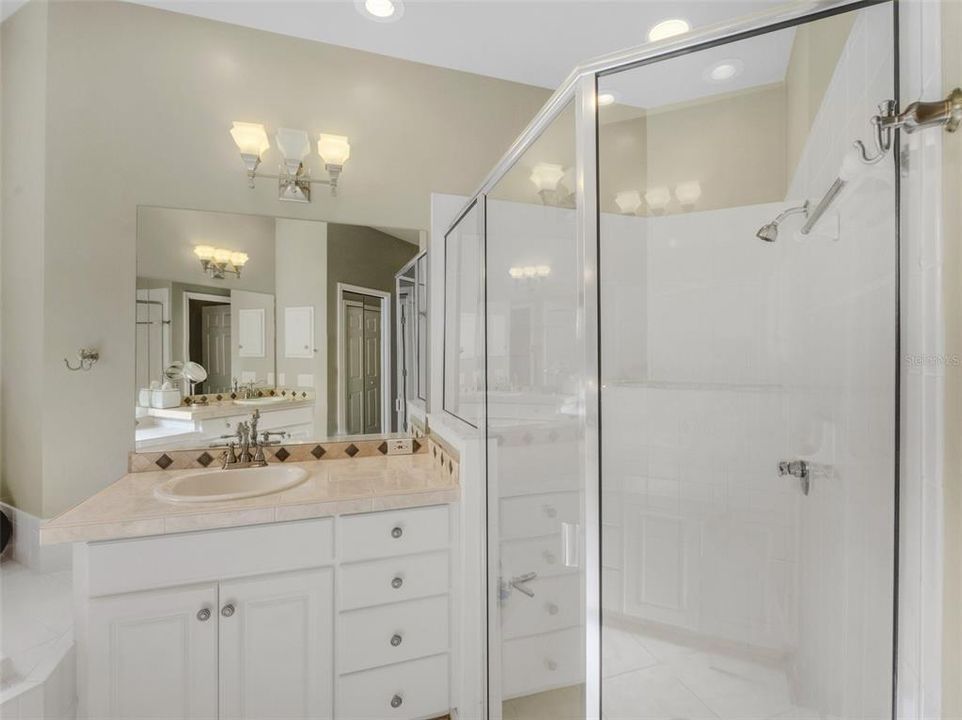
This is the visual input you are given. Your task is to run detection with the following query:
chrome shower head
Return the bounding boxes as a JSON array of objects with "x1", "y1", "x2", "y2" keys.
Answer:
[
  {"x1": 755, "y1": 201, "x2": 810, "y2": 243},
  {"x1": 756, "y1": 223, "x2": 779, "y2": 242}
]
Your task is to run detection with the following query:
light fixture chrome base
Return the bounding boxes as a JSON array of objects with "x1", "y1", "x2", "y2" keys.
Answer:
[
  {"x1": 240, "y1": 153, "x2": 260, "y2": 189},
  {"x1": 278, "y1": 162, "x2": 311, "y2": 203},
  {"x1": 325, "y1": 163, "x2": 343, "y2": 196},
  {"x1": 199, "y1": 259, "x2": 242, "y2": 280}
]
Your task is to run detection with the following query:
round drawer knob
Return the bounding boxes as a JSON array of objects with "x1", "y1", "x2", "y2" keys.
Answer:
[
  {"x1": 391, "y1": 576, "x2": 404, "y2": 590},
  {"x1": 390, "y1": 694, "x2": 403, "y2": 709},
  {"x1": 196, "y1": 608, "x2": 211, "y2": 622},
  {"x1": 545, "y1": 658, "x2": 558, "y2": 671},
  {"x1": 391, "y1": 526, "x2": 403, "y2": 539},
  {"x1": 545, "y1": 602, "x2": 559, "y2": 616},
  {"x1": 390, "y1": 633, "x2": 403, "y2": 647},
  {"x1": 221, "y1": 603, "x2": 235, "y2": 618},
  {"x1": 543, "y1": 505, "x2": 557, "y2": 518}
]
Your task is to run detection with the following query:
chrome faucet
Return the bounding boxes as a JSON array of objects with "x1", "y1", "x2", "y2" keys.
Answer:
[
  {"x1": 211, "y1": 409, "x2": 287, "y2": 469},
  {"x1": 231, "y1": 377, "x2": 260, "y2": 400}
]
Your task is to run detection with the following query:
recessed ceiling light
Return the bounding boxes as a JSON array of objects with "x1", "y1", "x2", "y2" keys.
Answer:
[
  {"x1": 597, "y1": 93, "x2": 616, "y2": 107},
  {"x1": 648, "y1": 18, "x2": 690, "y2": 43},
  {"x1": 705, "y1": 58, "x2": 744, "y2": 82},
  {"x1": 357, "y1": 0, "x2": 404, "y2": 22}
]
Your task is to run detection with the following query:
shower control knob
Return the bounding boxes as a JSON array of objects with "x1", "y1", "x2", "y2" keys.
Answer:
[
  {"x1": 391, "y1": 576, "x2": 404, "y2": 589},
  {"x1": 221, "y1": 603, "x2": 235, "y2": 618},
  {"x1": 196, "y1": 608, "x2": 211, "y2": 622},
  {"x1": 390, "y1": 695, "x2": 403, "y2": 709},
  {"x1": 391, "y1": 526, "x2": 403, "y2": 539},
  {"x1": 390, "y1": 633, "x2": 403, "y2": 647}
]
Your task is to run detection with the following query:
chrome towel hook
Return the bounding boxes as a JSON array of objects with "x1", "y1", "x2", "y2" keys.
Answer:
[{"x1": 65, "y1": 348, "x2": 100, "y2": 372}]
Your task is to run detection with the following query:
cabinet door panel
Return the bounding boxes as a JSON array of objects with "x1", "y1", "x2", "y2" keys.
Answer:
[
  {"x1": 87, "y1": 584, "x2": 218, "y2": 720},
  {"x1": 219, "y1": 569, "x2": 333, "y2": 720}
]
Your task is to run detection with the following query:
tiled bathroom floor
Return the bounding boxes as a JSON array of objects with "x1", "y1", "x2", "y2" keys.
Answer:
[{"x1": 503, "y1": 628, "x2": 821, "y2": 720}]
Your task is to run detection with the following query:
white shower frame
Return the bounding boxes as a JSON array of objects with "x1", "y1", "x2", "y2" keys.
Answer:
[{"x1": 445, "y1": 1, "x2": 904, "y2": 718}]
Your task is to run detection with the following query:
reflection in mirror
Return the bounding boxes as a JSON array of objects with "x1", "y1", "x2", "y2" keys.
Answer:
[{"x1": 134, "y1": 206, "x2": 426, "y2": 451}]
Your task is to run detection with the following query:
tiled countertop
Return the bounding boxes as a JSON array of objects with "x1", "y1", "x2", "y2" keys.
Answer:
[
  {"x1": 41, "y1": 454, "x2": 458, "y2": 545},
  {"x1": 145, "y1": 397, "x2": 313, "y2": 421}
]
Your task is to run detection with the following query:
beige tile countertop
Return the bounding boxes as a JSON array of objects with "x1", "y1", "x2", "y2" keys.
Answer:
[{"x1": 41, "y1": 453, "x2": 458, "y2": 545}]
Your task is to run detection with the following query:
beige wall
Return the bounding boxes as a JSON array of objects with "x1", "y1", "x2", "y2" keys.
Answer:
[
  {"x1": 784, "y1": 12, "x2": 855, "y2": 183},
  {"x1": 0, "y1": 0, "x2": 548, "y2": 517},
  {"x1": 943, "y1": 0, "x2": 962, "y2": 714},
  {"x1": 0, "y1": 1, "x2": 48, "y2": 516}
]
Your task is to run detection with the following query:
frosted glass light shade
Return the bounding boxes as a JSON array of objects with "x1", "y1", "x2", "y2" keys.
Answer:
[
  {"x1": 529, "y1": 163, "x2": 565, "y2": 192},
  {"x1": 230, "y1": 252, "x2": 249, "y2": 267},
  {"x1": 230, "y1": 122, "x2": 270, "y2": 157},
  {"x1": 318, "y1": 134, "x2": 351, "y2": 166},
  {"x1": 213, "y1": 248, "x2": 232, "y2": 263},
  {"x1": 675, "y1": 180, "x2": 702, "y2": 205},
  {"x1": 274, "y1": 128, "x2": 310, "y2": 162},
  {"x1": 614, "y1": 190, "x2": 643, "y2": 214},
  {"x1": 194, "y1": 245, "x2": 216, "y2": 261},
  {"x1": 645, "y1": 186, "x2": 671, "y2": 210}
]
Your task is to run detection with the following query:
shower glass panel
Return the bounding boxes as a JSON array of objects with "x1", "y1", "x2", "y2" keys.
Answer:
[
  {"x1": 598, "y1": 5, "x2": 896, "y2": 719},
  {"x1": 485, "y1": 101, "x2": 588, "y2": 718}
]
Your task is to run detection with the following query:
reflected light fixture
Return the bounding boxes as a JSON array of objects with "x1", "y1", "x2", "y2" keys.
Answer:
[
  {"x1": 275, "y1": 128, "x2": 312, "y2": 202},
  {"x1": 614, "y1": 190, "x2": 643, "y2": 215},
  {"x1": 230, "y1": 122, "x2": 350, "y2": 199},
  {"x1": 648, "y1": 18, "x2": 690, "y2": 43},
  {"x1": 194, "y1": 245, "x2": 249, "y2": 279},
  {"x1": 674, "y1": 180, "x2": 702, "y2": 208},
  {"x1": 230, "y1": 122, "x2": 270, "y2": 188},
  {"x1": 530, "y1": 163, "x2": 574, "y2": 207},
  {"x1": 645, "y1": 186, "x2": 671, "y2": 213},
  {"x1": 357, "y1": 0, "x2": 404, "y2": 22},
  {"x1": 706, "y1": 58, "x2": 744, "y2": 82},
  {"x1": 597, "y1": 93, "x2": 616, "y2": 107},
  {"x1": 509, "y1": 265, "x2": 551, "y2": 280}
]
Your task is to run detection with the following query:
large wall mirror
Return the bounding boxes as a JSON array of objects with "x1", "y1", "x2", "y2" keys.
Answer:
[{"x1": 134, "y1": 206, "x2": 428, "y2": 451}]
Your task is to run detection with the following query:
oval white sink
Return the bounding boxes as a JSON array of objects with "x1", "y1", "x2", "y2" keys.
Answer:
[
  {"x1": 233, "y1": 396, "x2": 289, "y2": 406},
  {"x1": 154, "y1": 465, "x2": 308, "y2": 503}
]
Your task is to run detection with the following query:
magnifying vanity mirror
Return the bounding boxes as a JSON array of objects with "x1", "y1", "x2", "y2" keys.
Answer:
[{"x1": 134, "y1": 206, "x2": 428, "y2": 451}]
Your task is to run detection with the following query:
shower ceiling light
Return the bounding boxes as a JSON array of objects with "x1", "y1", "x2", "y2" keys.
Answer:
[
  {"x1": 648, "y1": 18, "x2": 690, "y2": 43},
  {"x1": 706, "y1": 59, "x2": 744, "y2": 82},
  {"x1": 358, "y1": 0, "x2": 404, "y2": 22}
]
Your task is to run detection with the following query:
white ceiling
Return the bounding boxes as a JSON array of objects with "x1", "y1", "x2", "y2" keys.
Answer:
[{"x1": 18, "y1": 0, "x2": 785, "y2": 91}]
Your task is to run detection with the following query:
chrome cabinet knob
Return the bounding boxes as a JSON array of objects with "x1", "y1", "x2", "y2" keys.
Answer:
[
  {"x1": 391, "y1": 576, "x2": 404, "y2": 589},
  {"x1": 391, "y1": 526, "x2": 403, "y2": 539},
  {"x1": 196, "y1": 608, "x2": 211, "y2": 622},
  {"x1": 221, "y1": 603, "x2": 235, "y2": 618},
  {"x1": 390, "y1": 694, "x2": 403, "y2": 709},
  {"x1": 390, "y1": 633, "x2": 403, "y2": 647}
]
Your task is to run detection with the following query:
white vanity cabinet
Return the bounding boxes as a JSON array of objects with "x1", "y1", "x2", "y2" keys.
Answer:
[{"x1": 74, "y1": 505, "x2": 454, "y2": 720}]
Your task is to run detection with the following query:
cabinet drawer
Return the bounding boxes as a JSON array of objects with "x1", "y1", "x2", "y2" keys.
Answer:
[
  {"x1": 338, "y1": 505, "x2": 449, "y2": 562},
  {"x1": 500, "y1": 491, "x2": 580, "y2": 540},
  {"x1": 501, "y1": 574, "x2": 581, "y2": 640},
  {"x1": 340, "y1": 551, "x2": 449, "y2": 610},
  {"x1": 502, "y1": 627, "x2": 583, "y2": 700},
  {"x1": 337, "y1": 654, "x2": 448, "y2": 720},
  {"x1": 87, "y1": 519, "x2": 334, "y2": 596},
  {"x1": 338, "y1": 595, "x2": 448, "y2": 674}
]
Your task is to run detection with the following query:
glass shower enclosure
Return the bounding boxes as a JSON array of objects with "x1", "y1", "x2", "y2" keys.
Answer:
[{"x1": 443, "y1": 1, "x2": 899, "y2": 717}]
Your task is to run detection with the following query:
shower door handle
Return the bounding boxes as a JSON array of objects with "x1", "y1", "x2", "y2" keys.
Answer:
[
  {"x1": 562, "y1": 522, "x2": 581, "y2": 568},
  {"x1": 510, "y1": 572, "x2": 537, "y2": 598}
]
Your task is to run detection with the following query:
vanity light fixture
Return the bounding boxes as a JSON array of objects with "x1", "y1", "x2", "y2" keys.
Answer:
[
  {"x1": 644, "y1": 186, "x2": 671, "y2": 213},
  {"x1": 705, "y1": 58, "x2": 744, "y2": 82},
  {"x1": 597, "y1": 93, "x2": 616, "y2": 107},
  {"x1": 275, "y1": 128, "x2": 312, "y2": 203},
  {"x1": 530, "y1": 163, "x2": 574, "y2": 207},
  {"x1": 647, "y1": 18, "x2": 690, "y2": 43},
  {"x1": 194, "y1": 245, "x2": 249, "y2": 279},
  {"x1": 230, "y1": 122, "x2": 270, "y2": 188},
  {"x1": 509, "y1": 265, "x2": 551, "y2": 280},
  {"x1": 674, "y1": 180, "x2": 702, "y2": 208},
  {"x1": 230, "y1": 122, "x2": 351, "y2": 200},
  {"x1": 614, "y1": 190, "x2": 643, "y2": 215},
  {"x1": 317, "y1": 134, "x2": 351, "y2": 196}
]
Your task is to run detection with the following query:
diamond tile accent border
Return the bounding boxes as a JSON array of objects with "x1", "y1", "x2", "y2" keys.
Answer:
[{"x1": 128, "y1": 435, "x2": 429, "y2": 473}]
